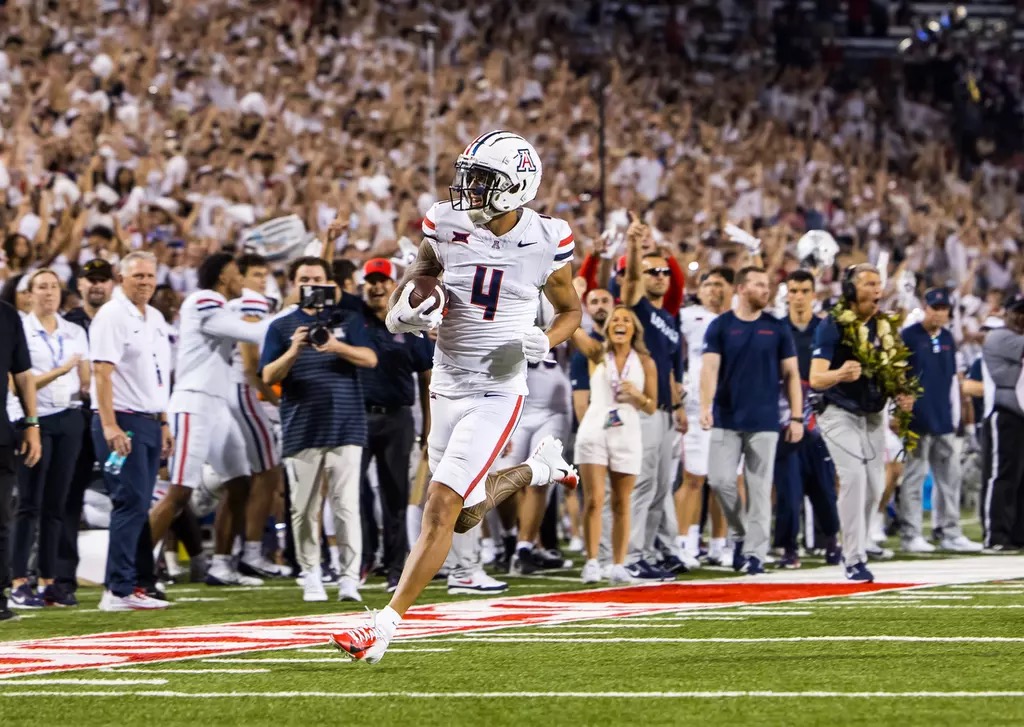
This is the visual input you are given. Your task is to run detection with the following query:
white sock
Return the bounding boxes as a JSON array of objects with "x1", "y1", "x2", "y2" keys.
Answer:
[
  {"x1": 378, "y1": 606, "x2": 402, "y2": 638},
  {"x1": 687, "y1": 525, "x2": 700, "y2": 554},
  {"x1": 675, "y1": 535, "x2": 686, "y2": 552},
  {"x1": 516, "y1": 541, "x2": 534, "y2": 552},
  {"x1": 710, "y1": 537, "x2": 727, "y2": 554},
  {"x1": 242, "y1": 541, "x2": 261, "y2": 562},
  {"x1": 329, "y1": 545, "x2": 341, "y2": 572},
  {"x1": 212, "y1": 554, "x2": 232, "y2": 570},
  {"x1": 526, "y1": 459, "x2": 549, "y2": 486}
]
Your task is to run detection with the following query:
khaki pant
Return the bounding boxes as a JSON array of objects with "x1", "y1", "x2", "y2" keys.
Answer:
[
  {"x1": 707, "y1": 428, "x2": 779, "y2": 561},
  {"x1": 284, "y1": 445, "x2": 362, "y2": 581},
  {"x1": 818, "y1": 407, "x2": 886, "y2": 567}
]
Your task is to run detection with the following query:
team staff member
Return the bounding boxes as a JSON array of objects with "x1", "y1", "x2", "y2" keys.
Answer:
[
  {"x1": 980, "y1": 294, "x2": 1024, "y2": 552},
  {"x1": 811, "y1": 264, "x2": 915, "y2": 583},
  {"x1": 701, "y1": 266, "x2": 803, "y2": 575},
  {"x1": 899, "y1": 289, "x2": 982, "y2": 553},
  {"x1": 90, "y1": 252, "x2": 174, "y2": 611},
  {"x1": 58, "y1": 258, "x2": 115, "y2": 604},
  {"x1": 0, "y1": 300, "x2": 42, "y2": 621},
  {"x1": 9, "y1": 270, "x2": 90, "y2": 608},
  {"x1": 620, "y1": 214, "x2": 686, "y2": 580},
  {"x1": 772, "y1": 270, "x2": 841, "y2": 568},
  {"x1": 358, "y1": 258, "x2": 433, "y2": 592},
  {"x1": 261, "y1": 257, "x2": 377, "y2": 603}
]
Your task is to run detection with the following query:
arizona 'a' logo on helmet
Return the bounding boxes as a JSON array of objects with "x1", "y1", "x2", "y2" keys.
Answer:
[
  {"x1": 450, "y1": 131, "x2": 544, "y2": 227},
  {"x1": 516, "y1": 148, "x2": 537, "y2": 173}
]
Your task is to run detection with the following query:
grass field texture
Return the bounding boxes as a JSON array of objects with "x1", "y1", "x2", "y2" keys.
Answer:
[{"x1": 2, "y1": 553, "x2": 1023, "y2": 726}]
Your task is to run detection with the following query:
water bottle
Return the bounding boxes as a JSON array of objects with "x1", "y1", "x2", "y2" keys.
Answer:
[{"x1": 104, "y1": 431, "x2": 134, "y2": 476}]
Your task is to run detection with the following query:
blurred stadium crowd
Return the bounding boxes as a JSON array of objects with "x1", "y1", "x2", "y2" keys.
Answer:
[{"x1": 2, "y1": 0, "x2": 1024, "y2": 614}]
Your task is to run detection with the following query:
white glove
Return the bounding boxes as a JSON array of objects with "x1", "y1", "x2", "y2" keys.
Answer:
[
  {"x1": 723, "y1": 223, "x2": 761, "y2": 255},
  {"x1": 522, "y1": 326, "x2": 550, "y2": 364},
  {"x1": 385, "y1": 282, "x2": 445, "y2": 335}
]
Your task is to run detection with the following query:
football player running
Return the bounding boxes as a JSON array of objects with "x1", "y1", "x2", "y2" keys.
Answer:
[{"x1": 331, "y1": 131, "x2": 582, "y2": 664}]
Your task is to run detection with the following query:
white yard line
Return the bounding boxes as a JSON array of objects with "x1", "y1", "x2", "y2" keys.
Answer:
[
  {"x1": 0, "y1": 678, "x2": 167, "y2": 686},
  {"x1": 407, "y1": 635, "x2": 1024, "y2": 644},
  {"x1": 1, "y1": 690, "x2": 1023, "y2": 699},
  {"x1": 99, "y1": 668, "x2": 271, "y2": 674}
]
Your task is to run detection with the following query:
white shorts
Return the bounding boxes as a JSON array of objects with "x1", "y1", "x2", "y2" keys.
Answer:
[
  {"x1": 500, "y1": 408, "x2": 569, "y2": 467},
  {"x1": 169, "y1": 394, "x2": 250, "y2": 488},
  {"x1": 227, "y1": 383, "x2": 281, "y2": 473},
  {"x1": 683, "y1": 416, "x2": 711, "y2": 477},
  {"x1": 428, "y1": 391, "x2": 525, "y2": 508},
  {"x1": 574, "y1": 411, "x2": 643, "y2": 476}
]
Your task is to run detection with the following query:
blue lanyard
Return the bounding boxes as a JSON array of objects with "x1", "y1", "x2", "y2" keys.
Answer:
[{"x1": 36, "y1": 328, "x2": 65, "y2": 370}]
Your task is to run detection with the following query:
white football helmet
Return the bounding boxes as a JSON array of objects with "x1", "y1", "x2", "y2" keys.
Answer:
[
  {"x1": 450, "y1": 130, "x2": 543, "y2": 226},
  {"x1": 796, "y1": 230, "x2": 839, "y2": 269}
]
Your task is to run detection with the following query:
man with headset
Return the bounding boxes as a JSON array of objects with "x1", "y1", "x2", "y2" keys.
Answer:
[{"x1": 810, "y1": 264, "x2": 915, "y2": 582}]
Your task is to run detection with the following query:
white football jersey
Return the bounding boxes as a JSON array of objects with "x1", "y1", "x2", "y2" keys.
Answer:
[
  {"x1": 524, "y1": 344, "x2": 572, "y2": 415},
  {"x1": 170, "y1": 290, "x2": 267, "y2": 411},
  {"x1": 226, "y1": 288, "x2": 271, "y2": 384},
  {"x1": 422, "y1": 201, "x2": 574, "y2": 396},
  {"x1": 679, "y1": 304, "x2": 718, "y2": 416}
]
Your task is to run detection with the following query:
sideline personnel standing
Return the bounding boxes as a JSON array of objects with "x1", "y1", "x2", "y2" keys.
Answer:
[
  {"x1": 0, "y1": 300, "x2": 42, "y2": 621},
  {"x1": 899, "y1": 288, "x2": 982, "y2": 553},
  {"x1": 810, "y1": 264, "x2": 915, "y2": 582},
  {"x1": 90, "y1": 252, "x2": 174, "y2": 611},
  {"x1": 980, "y1": 294, "x2": 1024, "y2": 551},
  {"x1": 701, "y1": 266, "x2": 804, "y2": 575},
  {"x1": 358, "y1": 258, "x2": 433, "y2": 592}
]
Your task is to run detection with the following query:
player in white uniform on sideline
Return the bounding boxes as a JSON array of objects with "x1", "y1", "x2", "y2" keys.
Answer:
[
  {"x1": 499, "y1": 296, "x2": 574, "y2": 575},
  {"x1": 149, "y1": 253, "x2": 270, "y2": 587},
  {"x1": 676, "y1": 267, "x2": 735, "y2": 567},
  {"x1": 225, "y1": 253, "x2": 290, "y2": 578},
  {"x1": 331, "y1": 130, "x2": 582, "y2": 664}
]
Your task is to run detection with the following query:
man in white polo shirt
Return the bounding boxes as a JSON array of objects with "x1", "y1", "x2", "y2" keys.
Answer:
[{"x1": 90, "y1": 251, "x2": 174, "y2": 611}]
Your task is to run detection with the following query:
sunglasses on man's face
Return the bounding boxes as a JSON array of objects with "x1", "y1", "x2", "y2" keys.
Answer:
[{"x1": 644, "y1": 267, "x2": 671, "y2": 277}]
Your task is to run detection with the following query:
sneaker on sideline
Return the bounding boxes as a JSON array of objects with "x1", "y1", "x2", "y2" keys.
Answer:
[
  {"x1": 338, "y1": 576, "x2": 362, "y2": 602},
  {"x1": 98, "y1": 588, "x2": 169, "y2": 611},
  {"x1": 900, "y1": 536, "x2": 936, "y2": 554},
  {"x1": 447, "y1": 570, "x2": 507, "y2": 596}
]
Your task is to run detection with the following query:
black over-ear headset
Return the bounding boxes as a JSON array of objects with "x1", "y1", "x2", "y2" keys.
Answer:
[{"x1": 841, "y1": 264, "x2": 859, "y2": 303}]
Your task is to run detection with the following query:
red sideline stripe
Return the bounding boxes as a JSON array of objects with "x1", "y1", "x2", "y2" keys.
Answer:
[
  {"x1": 558, "y1": 233, "x2": 574, "y2": 248},
  {"x1": 244, "y1": 386, "x2": 275, "y2": 469},
  {"x1": 174, "y1": 413, "x2": 191, "y2": 484},
  {"x1": 464, "y1": 395, "x2": 524, "y2": 500},
  {"x1": 194, "y1": 298, "x2": 224, "y2": 306},
  {"x1": 423, "y1": 216, "x2": 436, "y2": 231}
]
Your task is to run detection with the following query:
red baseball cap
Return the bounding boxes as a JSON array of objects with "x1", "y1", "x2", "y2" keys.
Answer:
[{"x1": 363, "y1": 258, "x2": 395, "y2": 280}]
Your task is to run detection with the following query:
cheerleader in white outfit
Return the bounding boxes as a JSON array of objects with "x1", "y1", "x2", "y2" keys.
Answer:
[{"x1": 572, "y1": 306, "x2": 658, "y2": 584}]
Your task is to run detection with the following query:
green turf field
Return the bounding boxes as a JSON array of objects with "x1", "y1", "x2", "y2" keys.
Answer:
[{"x1": 2, "y1": 550, "x2": 1023, "y2": 726}]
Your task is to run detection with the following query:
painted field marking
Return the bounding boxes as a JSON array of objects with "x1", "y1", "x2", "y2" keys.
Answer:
[
  {"x1": 173, "y1": 598, "x2": 229, "y2": 603},
  {"x1": 2, "y1": 690, "x2": 1024, "y2": 700}
]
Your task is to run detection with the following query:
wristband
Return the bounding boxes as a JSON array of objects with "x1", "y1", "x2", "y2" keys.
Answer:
[
  {"x1": 160, "y1": 421, "x2": 170, "y2": 427},
  {"x1": 24, "y1": 416, "x2": 39, "y2": 425},
  {"x1": 672, "y1": 403, "x2": 683, "y2": 411},
  {"x1": 790, "y1": 417, "x2": 803, "y2": 423}
]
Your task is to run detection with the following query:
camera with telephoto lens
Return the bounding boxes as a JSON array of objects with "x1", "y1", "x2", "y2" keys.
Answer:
[{"x1": 299, "y1": 284, "x2": 338, "y2": 347}]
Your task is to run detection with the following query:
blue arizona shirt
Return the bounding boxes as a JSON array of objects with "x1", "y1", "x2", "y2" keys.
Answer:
[
  {"x1": 901, "y1": 322, "x2": 957, "y2": 435},
  {"x1": 703, "y1": 310, "x2": 796, "y2": 432},
  {"x1": 632, "y1": 297, "x2": 683, "y2": 409}
]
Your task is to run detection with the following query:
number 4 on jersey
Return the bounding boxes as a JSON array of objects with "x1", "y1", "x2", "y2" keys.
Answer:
[{"x1": 471, "y1": 266, "x2": 504, "y2": 321}]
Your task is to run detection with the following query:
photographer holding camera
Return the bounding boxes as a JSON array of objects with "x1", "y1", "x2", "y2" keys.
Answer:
[{"x1": 260, "y1": 257, "x2": 377, "y2": 603}]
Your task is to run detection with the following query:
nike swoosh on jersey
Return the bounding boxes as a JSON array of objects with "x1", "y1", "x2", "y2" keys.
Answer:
[{"x1": 517, "y1": 241, "x2": 538, "y2": 248}]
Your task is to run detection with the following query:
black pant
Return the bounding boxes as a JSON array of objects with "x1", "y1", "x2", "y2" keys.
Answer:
[
  {"x1": 360, "y1": 407, "x2": 414, "y2": 580},
  {"x1": 0, "y1": 446, "x2": 17, "y2": 607},
  {"x1": 981, "y1": 409, "x2": 1024, "y2": 548},
  {"x1": 56, "y1": 408, "x2": 97, "y2": 591},
  {"x1": 13, "y1": 409, "x2": 84, "y2": 580}
]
